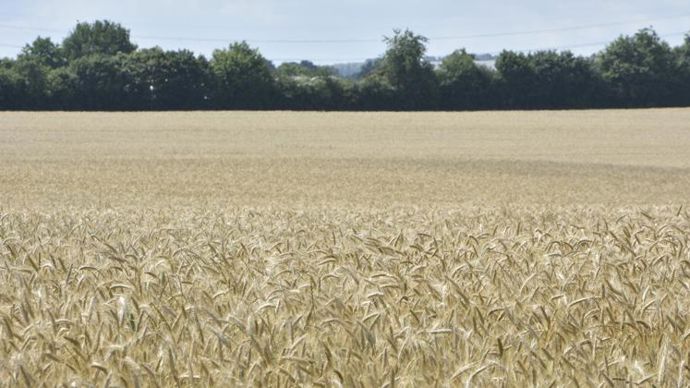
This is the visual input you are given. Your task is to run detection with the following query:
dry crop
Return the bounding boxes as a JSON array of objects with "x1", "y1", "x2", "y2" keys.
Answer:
[{"x1": 1, "y1": 110, "x2": 690, "y2": 386}]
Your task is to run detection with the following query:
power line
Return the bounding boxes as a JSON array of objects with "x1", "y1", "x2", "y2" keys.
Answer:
[
  {"x1": 284, "y1": 32, "x2": 690, "y2": 63},
  {"x1": 0, "y1": 43, "x2": 23, "y2": 49},
  {"x1": 135, "y1": 35, "x2": 380, "y2": 44},
  {"x1": 68, "y1": 15, "x2": 690, "y2": 44},
  {"x1": 485, "y1": 31, "x2": 689, "y2": 56},
  {"x1": 0, "y1": 13, "x2": 688, "y2": 45},
  {"x1": 431, "y1": 14, "x2": 690, "y2": 41},
  {"x1": 0, "y1": 18, "x2": 687, "y2": 63},
  {"x1": 0, "y1": 24, "x2": 63, "y2": 34}
]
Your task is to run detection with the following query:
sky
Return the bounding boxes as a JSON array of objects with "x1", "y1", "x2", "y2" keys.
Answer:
[{"x1": 1, "y1": 0, "x2": 689, "y2": 64}]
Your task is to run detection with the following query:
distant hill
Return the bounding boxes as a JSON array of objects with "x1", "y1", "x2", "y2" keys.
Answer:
[
  {"x1": 331, "y1": 62, "x2": 367, "y2": 78},
  {"x1": 331, "y1": 54, "x2": 497, "y2": 78}
]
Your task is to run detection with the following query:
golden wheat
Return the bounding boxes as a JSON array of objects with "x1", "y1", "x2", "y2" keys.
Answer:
[{"x1": 1, "y1": 110, "x2": 690, "y2": 386}]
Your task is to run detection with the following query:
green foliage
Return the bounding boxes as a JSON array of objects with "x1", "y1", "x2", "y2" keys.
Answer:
[
  {"x1": 63, "y1": 20, "x2": 137, "y2": 60},
  {"x1": 14, "y1": 37, "x2": 68, "y2": 107},
  {"x1": 379, "y1": 29, "x2": 438, "y2": 109},
  {"x1": 496, "y1": 50, "x2": 601, "y2": 108},
  {"x1": 210, "y1": 42, "x2": 276, "y2": 109},
  {"x1": 278, "y1": 76, "x2": 349, "y2": 110},
  {"x1": 19, "y1": 37, "x2": 66, "y2": 69},
  {"x1": 437, "y1": 49, "x2": 494, "y2": 109},
  {"x1": 353, "y1": 75, "x2": 397, "y2": 110},
  {"x1": 355, "y1": 58, "x2": 383, "y2": 79},
  {"x1": 0, "y1": 62, "x2": 25, "y2": 109},
  {"x1": 275, "y1": 60, "x2": 344, "y2": 109},
  {"x1": 597, "y1": 28, "x2": 676, "y2": 106},
  {"x1": 528, "y1": 51, "x2": 601, "y2": 108},
  {"x1": 276, "y1": 60, "x2": 336, "y2": 78},
  {"x1": 674, "y1": 35, "x2": 690, "y2": 105},
  {"x1": 46, "y1": 67, "x2": 78, "y2": 108},
  {"x1": 275, "y1": 61, "x2": 351, "y2": 110},
  {"x1": 125, "y1": 48, "x2": 210, "y2": 109},
  {"x1": 12, "y1": 58, "x2": 49, "y2": 106},
  {"x1": 0, "y1": 21, "x2": 689, "y2": 110},
  {"x1": 678, "y1": 35, "x2": 690, "y2": 67},
  {"x1": 495, "y1": 51, "x2": 537, "y2": 108},
  {"x1": 381, "y1": 29, "x2": 428, "y2": 85},
  {"x1": 67, "y1": 54, "x2": 134, "y2": 109}
]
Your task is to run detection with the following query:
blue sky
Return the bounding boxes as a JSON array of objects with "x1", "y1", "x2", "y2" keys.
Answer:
[{"x1": 1, "y1": 0, "x2": 689, "y2": 64}]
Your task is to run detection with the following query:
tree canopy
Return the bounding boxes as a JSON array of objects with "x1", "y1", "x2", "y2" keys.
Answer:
[
  {"x1": 437, "y1": 49, "x2": 494, "y2": 109},
  {"x1": 0, "y1": 20, "x2": 689, "y2": 111},
  {"x1": 62, "y1": 20, "x2": 137, "y2": 60},
  {"x1": 379, "y1": 29, "x2": 438, "y2": 109},
  {"x1": 210, "y1": 42, "x2": 276, "y2": 109},
  {"x1": 597, "y1": 29, "x2": 676, "y2": 106},
  {"x1": 19, "y1": 37, "x2": 66, "y2": 69}
]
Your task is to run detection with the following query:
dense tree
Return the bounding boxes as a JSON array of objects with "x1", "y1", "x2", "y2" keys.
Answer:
[
  {"x1": 0, "y1": 60, "x2": 25, "y2": 109},
  {"x1": 673, "y1": 35, "x2": 690, "y2": 105},
  {"x1": 63, "y1": 20, "x2": 137, "y2": 60},
  {"x1": 210, "y1": 42, "x2": 276, "y2": 109},
  {"x1": 678, "y1": 35, "x2": 690, "y2": 68},
  {"x1": 528, "y1": 51, "x2": 601, "y2": 108},
  {"x1": 46, "y1": 67, "x2": 78, "y2": 109},
  {"x1": 125, "y1": 48, "x2": 210, "y2": 109},
  {"x1": 496, "y1": 50, "x2": 603, "y2": 109},
  {"x1": 437, "y1": 49, "x2": 495, "y2": 109},
  {"x1": 352, "y1": 75, "x2": 397, "y2": 110},
  {"x1": 596, "y1": 29, "x2": 676, "y2": 106},
  {"x1": 278, "y1": 76, "x2": 349, "y2": 110},
  {"x1": 275, "y1": 60, "x2": 345, "y2": 109},
  {"x1": 19, "y1": 37, "x2": 66, "y2": 69},
  {"x1": 12, "y1": 57, "x2": 50, "y2": 106},
  {"x1": 11, "y1": 37, "x2": 70, "y2": 108},
  {"x1": 0, "y1": 21, "x2": 689, "y2": 111},
  {"x1": 276, "y1": 60, "x2": 336, "y2": 78},
  {"x1": 378, "y1": 29, "x2": 438, "y2": 109},
  {"x1": 67, "y1": 54, "x2": 135, "y2": 110},
  {"x1": 494, "y1": 51, "x2": 538, "y2": 108}
]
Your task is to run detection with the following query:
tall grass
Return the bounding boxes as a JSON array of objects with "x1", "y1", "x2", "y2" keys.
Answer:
[
  {"x1": 1, "y1": 206, "x2": 689, "y2": 386},
  {"x1": 2, "y1": 110, "x2": 690, "y2": 385}
]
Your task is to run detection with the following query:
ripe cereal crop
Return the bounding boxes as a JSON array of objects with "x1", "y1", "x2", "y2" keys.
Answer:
[{"x1": 1, "y1": 109, "x2": 690, "y2": 386}]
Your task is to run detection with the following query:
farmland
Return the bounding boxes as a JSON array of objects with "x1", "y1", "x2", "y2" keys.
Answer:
[{"x1": 1, "y1": 109, "x2": 690, "y2": 386}]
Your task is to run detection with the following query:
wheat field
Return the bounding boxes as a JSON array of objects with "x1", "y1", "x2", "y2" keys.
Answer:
[{"x1": 1, "y1": 109, "x2": 690, "y2": 386}]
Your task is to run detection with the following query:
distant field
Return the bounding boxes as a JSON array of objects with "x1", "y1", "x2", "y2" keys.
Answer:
[
  {"x1": 1, "y1": 109, "x2": 690, "y2": 386},
  {"x1": 2, "y1": 109, "x2": 690, "y2": 208}
]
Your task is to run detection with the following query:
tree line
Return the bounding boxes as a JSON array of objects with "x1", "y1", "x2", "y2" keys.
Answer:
[{"x1": 1, "y1": 20, "x2": 689, "y2": 110}]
